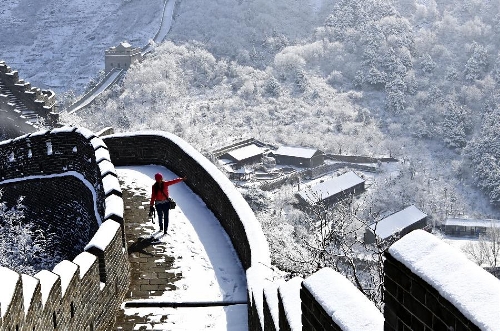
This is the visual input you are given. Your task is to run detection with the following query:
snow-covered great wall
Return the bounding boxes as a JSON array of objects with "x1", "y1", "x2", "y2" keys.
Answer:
[
  {"x1": 0, "y1": 127, "x2": 498, "y2": 330},
  {"x1": 0, "y1": 127, "x2": 127, "y2": 330}
]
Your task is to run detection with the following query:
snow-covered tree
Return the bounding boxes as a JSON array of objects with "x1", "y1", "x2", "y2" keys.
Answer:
[{"x1": 0, "y1": 194, "x2": 57, "y2": 275}]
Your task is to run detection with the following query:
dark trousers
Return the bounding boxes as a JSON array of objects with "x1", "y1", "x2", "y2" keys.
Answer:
[{"x1": 155, "y1": 201, "x2": 170, "y2": 233}]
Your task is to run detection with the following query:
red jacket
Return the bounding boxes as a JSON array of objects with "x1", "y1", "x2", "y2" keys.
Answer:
[{"x1": 150, "y1": 177, "x2": 184, "y2": 206}]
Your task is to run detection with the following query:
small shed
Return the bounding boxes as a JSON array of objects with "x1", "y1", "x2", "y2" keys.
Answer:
[
  {"x1": 220, "y1": 144, "x2": 264, "y2": 167},
  {"x1": 364, "y1": 205, "x2": 427, "y2": 244},
  {"x1": 296, "y1": 171, "x2": 365, "y2": 206},
  {"x1": 270, "y1": 146, "x2": 323, "y2": 168},
  {"x1": 443, "y1": 218, "x2": 500, "y2": 237}
]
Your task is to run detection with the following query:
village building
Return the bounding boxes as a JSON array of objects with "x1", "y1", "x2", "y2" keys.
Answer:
[
  {"x1": 219, "y1": 143, "x2": 264, "y2": 167},
  {"x1": 270, "y1": 146, "x2": 324, "y2": 168},
  {"x1": 296, "y1": 171, "x2": 365, "y2": 206},
  {"x1": 443, "y1": 218, "x2": 500, "y2": 237},
  {"x1": 364, "y1": 205, "x2": 428, "y2": 244},
  {"x1": 105, "y1": 41, "x2": 142, "y2": 73},
  {"x1": 225, "y1": 166, "x2": 254, "y2": 181}
]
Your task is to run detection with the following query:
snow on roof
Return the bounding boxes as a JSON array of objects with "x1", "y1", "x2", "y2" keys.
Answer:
[
  {"x1": 389, "y1": 230, "x2": 500, "y2": 330},
  {"x1": 303, "y1": 268, "x2": 384, "y2": 331},
  {"x1": 73, "y1": 252, "x2": 97, "y2": 278},
  {"x1": 369, "y1": 205, "x2": 427, "y2": 239},
  {"x1": 21, "y1": 274, "x2": 39, "y2": 314},
  {"x1": 234, "y1": 167, "x2": 253, "y2": 174},
  {"x1": 444, "y1": 218, "x2": 500, "y2": 228},
  {"x1": 52, "y1": 260, "x2": 78, "y2": 296},
  {"x1": 278, "y1": 277, "x2": 303, "y2": 331},
  {"x1": 34, "y1": 270, "x2": 59, "y2": 305},
  {"x1": 225, "y1": 144, "x2": 263, "y2": 162},
  {"x1": 298, "y1": 171, "x2": 364, "y2": 204},
  {"x1": 0, "y1": 267, "x2": 20, "y2": 318},
  {"x1": 273, "y1": 146, "x2": 319, "y2": 159},
  {"x1": 85, "y1": 219, "x2": 121, "y2": 251}
]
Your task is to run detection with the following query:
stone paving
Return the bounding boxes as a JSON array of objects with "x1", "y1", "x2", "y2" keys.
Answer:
[
  {"x1": 110, "y1": 167, "x2": 248, "y2": 330},
  {"x1": 112, "y1": 184, "x2": 182, "y2": 330}
]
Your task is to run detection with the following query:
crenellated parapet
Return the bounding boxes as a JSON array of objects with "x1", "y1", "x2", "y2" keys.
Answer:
[
  {"x1": 0, "y1": 126, "x2": 127, "y2": 331},
  {"x1": 0, "y1": 128, "x2": 497, "y2": 330},
  {"x1": 0, "y1": 61, "x2": 58, "y2": 134}
]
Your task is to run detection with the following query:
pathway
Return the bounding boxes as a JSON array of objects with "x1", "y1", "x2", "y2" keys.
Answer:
[{"x1": 112, "y1": 165, "x2": 248, "y2": 331}]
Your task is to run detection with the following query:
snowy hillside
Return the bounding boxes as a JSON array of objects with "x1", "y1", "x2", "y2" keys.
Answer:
[{"x1": 0, "y1": 0, "x2": 164, "y2": 94}]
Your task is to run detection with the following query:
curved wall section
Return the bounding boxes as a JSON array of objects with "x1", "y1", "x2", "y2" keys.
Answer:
[
  {"x1": 102, "y1": 131, "x2": 271, "y2": 270},
  {"x1": 102, "y1": 131, "x2": 273, "y2": 330},
  {"x1": 0, "y1": 126, "x2": 128, "y2": 331}
]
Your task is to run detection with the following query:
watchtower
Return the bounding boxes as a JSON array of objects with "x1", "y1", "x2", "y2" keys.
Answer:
[{"x1": 104, "y1": 41, "x2": 142, "y2": 73}]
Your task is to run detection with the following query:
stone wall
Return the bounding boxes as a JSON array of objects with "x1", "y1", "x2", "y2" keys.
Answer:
[
  {"x1": 384, "y1": 230, "x2": 499, "y2": 331},
  {"x1": 102, "y1": 131, "x2": 273, "y2": 330},
  {"x1": 2, "y1": 129, "x2": 495, "y2": 330},
  {"x1": 0, "y1": 127, "x2": 128, "y2": 331},
  {"x1": 102, "y1": 132, "x2": 255, "y2": 270},
  {"x1": 0, "y1": 61, "x2": 58, "y2": 127}
]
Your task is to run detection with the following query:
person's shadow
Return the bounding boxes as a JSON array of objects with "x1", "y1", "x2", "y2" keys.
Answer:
[{"x1": 127, "y1": 233, "x2": 162, "y2": 256}]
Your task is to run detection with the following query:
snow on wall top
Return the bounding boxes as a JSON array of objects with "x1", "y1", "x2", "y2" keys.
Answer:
[
  {"x1": 95, "y1": 147, "x2": 111, "y2": 163},
  {"x1": 263, "y1": 279, "x2": 285, "y2": 331},
  {"x1": 278, "y1": 277, "x2": 303, "y2": 331},
  {"x1": 107, "y1": 131, "x2": 271, "y2": 268},
  {"x1": 298, "y1": 171, "x2": 364, "y2": 204},
  {"x1": 52, "y1": 260, "x2": 78, "y2": 296},
  {"x1": 388, "y1": 230, "x2": 500, "y2": 330},
  {"x1": 85, "y1": 219, "x2": 121, "y2": 252},
  {"x1": 73, "y1": 252, "x2": 97, "y2": 279},
  {"x1": 0, "y1": 266, "x2": 20, "y2": 318},
  {"x1": 105, "y1": 194, "x2": 124, "y2": 219},
  {"x1": 34, "y1": 270, "x2": 59, "y2": 305},
  {"x1": 21, "y1": 274, "x2": 39, "y2": 314},
  {"x1": 272, "y1": 145, "x2": 319, "y2": 159},
  {"x1": 303, "y1": 268, "x2": 384, "y2": 331},
  {"x1": 369, "y1": 205, "x2": 427, "y2": 239}
]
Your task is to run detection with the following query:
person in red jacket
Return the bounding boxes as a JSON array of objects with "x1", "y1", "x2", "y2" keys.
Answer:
[{"x1": 149, "y1": 172, "x2": 186, "y2": 234}]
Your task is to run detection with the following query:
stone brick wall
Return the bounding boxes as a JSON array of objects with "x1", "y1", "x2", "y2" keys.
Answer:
[
  {"x1": 384, "y1": 253, "x2": 481, "y2": 331},
  {"x1": 102, "y1": 133, "x2": 254, "y2": 270},
  {"x1": 0, "y1": 61, "x2": 56, "y2": 119},
  {"x1": 0, "y1": 127, "x2": 128, "y2": 331},
  {"x1": 102, "y1": 131, "x2": 273, "y2": 331}
]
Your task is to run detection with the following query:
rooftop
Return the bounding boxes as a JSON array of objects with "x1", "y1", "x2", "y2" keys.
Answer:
[
  {"x1": 297, "y1": 171, "x2": 364, "y2": 204},
  {"x1": 369, "y1": 205, "x2": 427, "y2": 239},
  {"x1": 272, "y1": 146, "x2": 320, "y2": 159}
]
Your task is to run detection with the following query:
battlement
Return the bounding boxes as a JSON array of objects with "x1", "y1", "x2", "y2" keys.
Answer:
[
  {"x1": 0, "y1": 127, "x2": 127, "y2": 331},
  {"x1": 103, "y1": 131, "x2": 499, "y2": 331},
  {"x1": 0, "y1": 129, "x2": 498, "y2": 330},
  {"x1": 0, "y1": 61, "x2": 59, "y2": 137}
]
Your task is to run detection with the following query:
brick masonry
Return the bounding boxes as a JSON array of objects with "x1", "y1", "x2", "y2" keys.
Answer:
[
  {"x1": 0, "y1": 128, "x2": 492, "y2": 331},
  {"x1": 0, "y1": 127, "x2": 128, "y2": 331},
  {"x1": 384, "y1": 253, "x2": 482, "y2": 331}
]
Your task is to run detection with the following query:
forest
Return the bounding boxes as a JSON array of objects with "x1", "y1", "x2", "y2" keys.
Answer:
[{"x1": 56, "y1": 0, "x2": 500, "y2": 306}]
